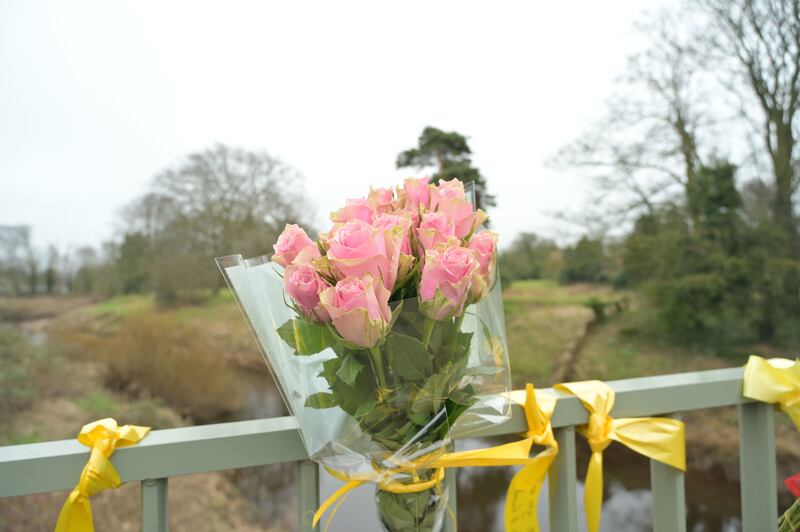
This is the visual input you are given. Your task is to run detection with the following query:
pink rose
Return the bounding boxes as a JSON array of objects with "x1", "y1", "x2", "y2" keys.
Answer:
[
  {"x1": 429, "y1": 179, "x2": 465, "y2": 210},
  {"x1": 319, "y1": 274, "x2": 391, "y2": 348},
  {"x1": 273, "y1": 224, "x2": 321, "y2": 267},
  {"x1": 401, "y1": 177, "x2": 431, "y2": 213},
  {"x1": 284, "y1": 263, "x2": 331, "y2": 321},
  {"x1": 467, "y1": 231, "x2": 498, "y2": 301},
  {"x1": 368, "y1": 187, "x2": 395, "y2": 215},
  {"x1": 419, "y1": 244, "x2": 479, "y2": 320},
  {"x1": 430, "y1": 179, "x2": 487, "y2": 238},
  {"x1": 416, "y1": 211, "x2": 456, "y2": 252},
  {"x1": 327, "y1": 220, "x2": 402, "y2": 290},
  {"x1": 330, "y1": 198, "x2": 375, "y2": 224},
  {"x1": 373, "y1": 212, "x2": 413, "y2": 255}
]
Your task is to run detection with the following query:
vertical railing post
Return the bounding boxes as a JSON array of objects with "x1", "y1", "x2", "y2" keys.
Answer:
[
  {"x1": 141, "y1": 478, "x2": 168, "y2": 532},
  {"x1": 443, "y1": 468, "x2": 458, "y2": 532},
  {"x1": 739, "y1": 402, "x2": 777, "y2": 532},
  {"x1": 650, "y1": 413, "x2": 686, "y2": 532},
  {"x1": 298, "y1": 460, "x2": 320, "y2": 532},
  {"x1": 548, "y1": 426, "x2": 578, "y2": 532},
  {"x1": 650, "y1": 459, "x2": 686, "y2": 532}
]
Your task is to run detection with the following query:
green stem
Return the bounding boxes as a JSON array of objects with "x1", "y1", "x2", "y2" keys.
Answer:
[
  {"x1": 422, "y1": 318, "x2": 436, "y2": 349},
  {"x1": 453, "y1": 313, "x2": 465, "y2": 334},
  {"x1": 369, "y1": 346, "x2": 388, "y2": 393}
]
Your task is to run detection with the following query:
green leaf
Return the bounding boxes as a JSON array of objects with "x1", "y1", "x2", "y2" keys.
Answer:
[
  {"x1": 354, "y1": 399, "x2": 377, "y2": 418},
  {"x1": 277, "y1": 319, "x2": 332, "y2": 355},
  {"x1": 330, "y1": 363, "x2": 377, "y2": 417},
  {"x1": 445, "y1": 393, "x2": 477, "y2": 427},
  {"x1": 318, "y1": 357, "x2": 341, "y2": 386},
  {"x1": 336, "y1": 353, "x2": 364, "y2": 386},
  {"x1": 410, "y1": 372, "x2": 450, "y2": 423},
  {"x1": 386, "y1": 332, "x2": 432, "y2": 381},
  {"x1": 305, "y1": 392, "x2": 339, "y2": 409}
]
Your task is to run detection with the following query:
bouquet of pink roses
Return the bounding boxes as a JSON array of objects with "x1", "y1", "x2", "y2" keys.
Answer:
[{"x1": 218, "y1": 178, "x2": 511, "y2": 532}]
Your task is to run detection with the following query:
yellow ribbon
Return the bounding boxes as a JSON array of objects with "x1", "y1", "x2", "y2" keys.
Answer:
[
  {"x1": 743, "y1": 355, "x2": 800, "y2": 428},
  {"x1": 313, "y1": 384, "x2": 557, "y2": 532},
  {"x1": 55, "y1": 418, "x2": 150, "y2": 532},
  {"x1": 554, "y1": 380, "x2": 686, "y2": 532}
]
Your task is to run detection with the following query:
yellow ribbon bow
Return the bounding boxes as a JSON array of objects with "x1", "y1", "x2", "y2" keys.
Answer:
[
  {"x1": 313, "y1": 384, "x2": 557, "y2": 532},
  {"x1": 743, "y1": 355, "x2": 800, "y2": 428},
  {"x1": 555, "y1": 380, "x2": 685, "y2": 532},
  {"x1": 55, "y1": 418, "x2": 150, "y2": 532}
]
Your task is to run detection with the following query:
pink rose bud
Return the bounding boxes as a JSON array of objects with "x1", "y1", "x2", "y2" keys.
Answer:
[
  {"x1": 468, "y1": 231, "x2": 498, "y2": 301},
  {"x1": 284, "y1": 263, "x2": 331, "y2": 322},
  {"x1": 368, "y1": 187, "x2": 395, "y2": 216},
  {"x1": 402, "y1": 177, "x2": 431, "y2": 212},
  {"x1": 319, "y1": 274, "x2": 391, "y2": 348},
  {"x1": 373, "y1": 212, "x2": 413, "y2": 255},
  {"x1": 272, "y1": 224, "x2": 321, "y2": 267},
  {"x1": 417, "y1": 211, "x2": 456, "y2": 252},
  {"x1": 330, "y1": 198, "x2": 375, "y2": 224},
  {"x1": 419, "y1": 244, "x2": 479, "y2": 320},
  {"x1": 327, "y1": 220, "x2": 402, "y2": 290}
]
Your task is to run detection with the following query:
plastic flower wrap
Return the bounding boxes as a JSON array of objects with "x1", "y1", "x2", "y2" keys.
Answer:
[{"x1": 217, "y1": 178, "x2": 511, "y2": 532}]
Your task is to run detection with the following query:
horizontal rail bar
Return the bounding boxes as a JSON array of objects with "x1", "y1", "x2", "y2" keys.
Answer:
[
  {"x1": 0, "y1": 367, "x2": 749, "y2": 498},
  {"x1": 0, "y1": 417, "x2": 306, "y2": 497}
]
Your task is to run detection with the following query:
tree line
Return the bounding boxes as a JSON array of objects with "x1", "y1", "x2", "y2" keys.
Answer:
[{"x1": 1, "y1": 127, "x2": 492, "y2": 305}]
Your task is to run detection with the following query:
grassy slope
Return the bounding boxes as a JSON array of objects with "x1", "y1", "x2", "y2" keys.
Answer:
[{"x1": 504, "y1": 279, "x2": 615, "y2": 386}]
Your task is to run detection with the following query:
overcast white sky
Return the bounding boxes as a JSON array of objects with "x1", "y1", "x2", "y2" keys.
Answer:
[{"x1": 0, "y1": 0, "x2": 668, "y2": 251}]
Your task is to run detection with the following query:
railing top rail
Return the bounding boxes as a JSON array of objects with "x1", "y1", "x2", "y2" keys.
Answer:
[{"x1": 0, "y1": 366, "x2": 747, "y2": 498}]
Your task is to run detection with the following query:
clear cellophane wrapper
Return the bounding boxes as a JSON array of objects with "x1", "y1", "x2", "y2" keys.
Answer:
[{"x1": 218, "y1": 242, "x2": 510, "y2": 530}]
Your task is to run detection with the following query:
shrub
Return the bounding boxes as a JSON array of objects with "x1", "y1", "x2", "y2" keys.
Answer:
[
  {"x1": 82, "y1": 315, "x2": 243, "y2": 423},
  {"x1": 0, "y1": 328, "x2": 50, "y2": 431}
]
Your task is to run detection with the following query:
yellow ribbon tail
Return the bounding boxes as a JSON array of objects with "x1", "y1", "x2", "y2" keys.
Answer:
[
  {"x1": 435, "y1": 437, "x2": 535, "y2": 468},
  {"x1": 54, "y1": 490, "x2": 92, "y2": 532},
  {"x1": 505, "y1": 446, "x2": 558, "y2": 532},
  {"x1": 312, "y1": 479, "x2": 364, "y2": 530},
  {"x1": 584, "y1": 451, "x2": 603, "y2": 532},
  {"x1": 610, "y1": 417, "x2": 686, "y2": 471}
]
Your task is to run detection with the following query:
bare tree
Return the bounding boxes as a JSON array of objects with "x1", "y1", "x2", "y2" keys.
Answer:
[
  {"x1": 123, "y1": 144, "x2": 316, "y2": 301},
  {"x1": 552, "y1": 10, "x2": 717, "y2": 233},
  {"x1": 696, "y1": 0, "x2": 800, "y2": 252}
]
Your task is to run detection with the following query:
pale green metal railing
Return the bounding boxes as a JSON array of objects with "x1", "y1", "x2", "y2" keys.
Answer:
[{"x1": 0, "y1": 367, "x2": 778, "y2": 531}]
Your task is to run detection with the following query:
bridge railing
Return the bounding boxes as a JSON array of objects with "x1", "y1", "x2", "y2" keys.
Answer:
[{"x1": 0, "y1": 366, "x2": 778, "y2": 531}]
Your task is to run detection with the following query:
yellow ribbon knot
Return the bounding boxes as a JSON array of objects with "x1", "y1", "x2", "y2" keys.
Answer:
[
  {"x1": 555, "y1": 380, "x2": 685, "y2": 532},
  {"x1": 55, "y1": 418, "x2": 150, "y2": 532},
  {"x1": 743, "y1": 355, "x2": 800, "y2": 429}
]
